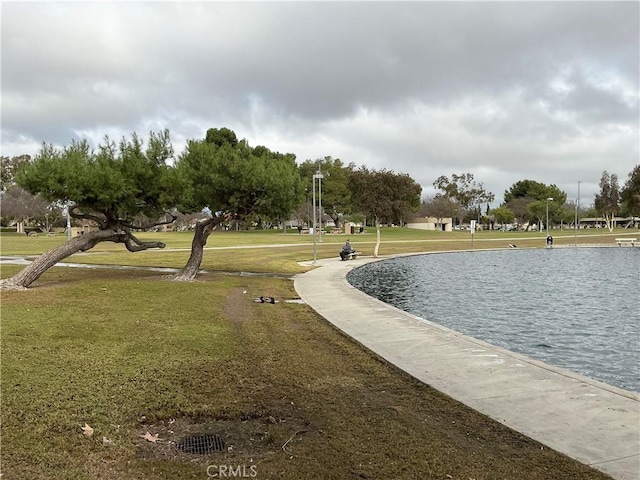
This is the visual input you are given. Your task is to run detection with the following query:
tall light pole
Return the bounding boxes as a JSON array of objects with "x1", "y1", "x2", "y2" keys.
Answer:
[
  {"x1": 574, "y1": 200, "x2": 578, "y2": 247},
  {"x1": 312, "y1": 175, "x2": 317, "y2": 263},
  {"x1": 318, "y1": 170, "x2": 323, "y2": 243},
  {"x1": 312, "y1": 172, "x2": 324, "y2": 263},
  {"x1": 574, "y1": 180, "x2": 581, "y2": 247},
  {"x1": 577, "y1": 180, "x2": 581, "y2": 231},
  {"x1": 546, "y1": 197, "x2": 553, "y2": 237}
]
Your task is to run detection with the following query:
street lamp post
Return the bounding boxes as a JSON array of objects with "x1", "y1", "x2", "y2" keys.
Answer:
[
  {"x1": 573, "y1": 200, "x2": 578, "y2": 247},
  {"x1": 312, "y1": 172, "x2": 324, "y2": 263},
  {"x1": 577, "y1": 180, "x2": 581, "y2": 237},
  {"x1": 318, "y1": 171, "x2": 323, "y2": 243},
  {"x1": 574, "y1": 180, "x2": 581, "y2": 247},
  {"x1": 546, "y1": 197, "x2": 553, "y2": 237},
  {"x1": 312, "y1": 176, "x2": 317, "y2": 263}
]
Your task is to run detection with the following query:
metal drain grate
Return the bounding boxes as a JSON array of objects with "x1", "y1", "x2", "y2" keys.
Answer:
[{"x1": 176, "y1": 434, "x2": 226, "y2": 454}]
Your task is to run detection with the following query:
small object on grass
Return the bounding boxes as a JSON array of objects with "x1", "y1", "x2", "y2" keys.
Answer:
[
  {"x1": 140, "y1": 432, "x2": 160, "y2": 443},
  {"x1": 281, "y1": 429, "x2": 306, "y2": 456},
  {"x1": 81, "y1": 423, "x2": 94, "y2": 437},
  {"x1": 253, "y1": 296, "x2": 278, "y2": 304},
  {"x1": 102, "y1": 436, "x2": 113, "y2": 446}
]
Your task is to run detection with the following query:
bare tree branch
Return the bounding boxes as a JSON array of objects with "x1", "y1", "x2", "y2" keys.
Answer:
[
  {"x1": 122, "y1": 228, "x2": 166, "y2": 252},
  {"x1": 69, "y1": 205, "x2": 108, "y2": 229},
  {"x1": 120, "y1": 212, "x2": 177, "y2": 230}
]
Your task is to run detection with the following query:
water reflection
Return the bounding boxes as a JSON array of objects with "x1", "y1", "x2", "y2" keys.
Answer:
[{"x1": 347, "y1": 247, "x2": 640, "y2": 392}]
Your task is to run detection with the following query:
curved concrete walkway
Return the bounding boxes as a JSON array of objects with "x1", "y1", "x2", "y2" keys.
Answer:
[{"x1": 294, "y1": 255, "x2": 640, "y2": 480}]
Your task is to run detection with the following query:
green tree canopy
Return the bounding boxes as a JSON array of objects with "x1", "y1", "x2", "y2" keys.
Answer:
[
  {"x1": 205, "y1": 127, "x2": 238, "y2": 148},
  {"x1": 178, "y1": 138, "x2": 303, "y2": 224},
  {"x1": 299, "y1": 157, "x2": 352, "y2": 227},
  {"x1": 504, "y1": 196, "x2": 534, "y2": 227},
  {"x1": 620, "y1": 165, "x2": 640, "y2": 217},
  {"x1": 503, "y1": 179, "x2": 567, "y2": 229},
  {"x1": 527, "y1": 198, "x2": 562, "y2": 231},
  {"x1": 17, "y1": 131, "x2": 179, "y2": 226},
  {"x1": 2, "y1": 130, "x2": 179, "y2": 289},
  {"x1": 492, "y1": 206, "x2": 515, "y2": 226},
  {"x1": 174, "y1": 129, "x2": 304, "y2": 280},
  {"x1": 349, "y1": 166, "x2": 421, "y2": 257},
  {"x1": 503, "y1": 179, "x2": 567, "y2": 205},
  {"x1": 433, "y1": 173, "x2": 494, "y2": 220},
  {"x1": 594, "y1": 170, "x2": 620, "y2": 231}
]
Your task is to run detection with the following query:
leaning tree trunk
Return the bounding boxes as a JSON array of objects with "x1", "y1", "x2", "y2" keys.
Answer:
[
  {"x1": 0, "y1": 229, "x2": 121, "y2": 289},
  {"x1": 173, "y1": 215, "x2": 229, "y2": 282},
  {"x1": 1, "y1": 226, "x2": 168, "y2": 290}
]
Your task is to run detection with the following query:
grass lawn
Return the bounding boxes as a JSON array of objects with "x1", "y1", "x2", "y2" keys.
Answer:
[{"x1": 1, "y1": 228, "x2": 629, "y2": 479}]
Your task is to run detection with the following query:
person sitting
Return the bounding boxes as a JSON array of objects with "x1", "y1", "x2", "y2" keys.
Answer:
[{"x1": 340, "y1": 239, "x2": 356, "y2": 261}]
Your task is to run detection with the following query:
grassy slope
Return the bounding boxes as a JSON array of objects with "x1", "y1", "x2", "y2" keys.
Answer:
[{"x1": 1, "y1": 228, "x2": 628, "y2": 479}]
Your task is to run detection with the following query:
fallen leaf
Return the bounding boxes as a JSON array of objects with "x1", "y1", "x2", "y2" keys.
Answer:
[
  {"x1": 140, "y1": 432, "x2": 160, "y2": 443},
  {"x1": 102, "y1": 436, "x2": 113, "y2": 446},
  {"x1": 81, "y1": 423, "x2": 94, "y2": 437}
]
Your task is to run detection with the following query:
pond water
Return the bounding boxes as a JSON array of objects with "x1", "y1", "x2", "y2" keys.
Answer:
[{"x1": 347, "y1": 247, "x2": 640, "y2": 392}]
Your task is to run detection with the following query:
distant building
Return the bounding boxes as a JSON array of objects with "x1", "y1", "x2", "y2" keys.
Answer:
[{"x1": 407, "y1": 217, "x2": 453, "y2": 232}]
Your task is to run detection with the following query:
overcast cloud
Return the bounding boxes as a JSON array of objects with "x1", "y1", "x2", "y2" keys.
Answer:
[{"x1": 2, "y1": 1, "x2": 638, "y2": 205}]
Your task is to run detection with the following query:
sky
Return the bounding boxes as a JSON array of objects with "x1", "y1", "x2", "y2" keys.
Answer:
[{"x1": 1, "y1": 1, "x2": 638, "y2": 206}]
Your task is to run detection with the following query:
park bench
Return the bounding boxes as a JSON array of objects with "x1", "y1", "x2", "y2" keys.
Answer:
[{"x1": 615, "y1": 238, "x2": 636, "y2": 247}]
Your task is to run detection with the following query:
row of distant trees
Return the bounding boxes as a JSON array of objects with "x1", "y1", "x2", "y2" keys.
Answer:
[
  {"x1": 0, "y1": 128, "x2": 421, "y2": 288},
  {"x1": 420, "y1": 168, "x2": 640, "y2": 232},
  {"x1": 0, "y1": 135, "x2": 422, "y2": 234},
  {"x1": 3, "y1": 139, "x2": 638, "y2": 237},
  {"x1": 1, "y1": 127, "x2": 638, "y2": 288}
]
